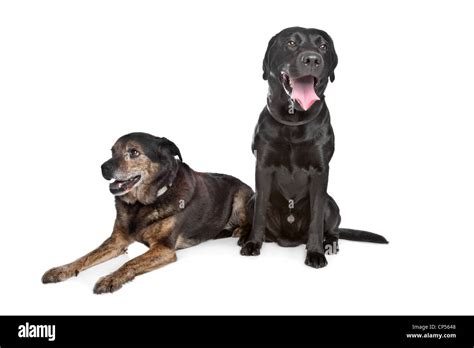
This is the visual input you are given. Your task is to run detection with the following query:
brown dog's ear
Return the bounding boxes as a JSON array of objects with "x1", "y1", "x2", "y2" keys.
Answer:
[
  {"x1": 156, "y1": 137, "x2": 182, "y2": 161},
  {"x1": 330, "y1": 72, "x2": 335, "y2": 83},
  {"x1": 262, "y1": 34, "x2": 278, "y2": 80}
]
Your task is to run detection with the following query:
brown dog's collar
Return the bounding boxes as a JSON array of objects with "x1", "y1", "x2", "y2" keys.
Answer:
[{"x1": 156, "y1": 158, "x2": 179, "y2": 198}]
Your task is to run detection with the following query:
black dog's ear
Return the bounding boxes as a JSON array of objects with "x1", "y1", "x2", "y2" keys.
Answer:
[
  {"x1": 156, "y1": 137, "x2": 182, "y2": 161},
  {"x1": 329, "y1": 40, "x2": 338, "y2": 83},
  {"x1": 262, "y1": 34, "x2": 278, "y2": 80},
  {"x1": 329, "y1": 49, "x2": 337, "y2": 83}
]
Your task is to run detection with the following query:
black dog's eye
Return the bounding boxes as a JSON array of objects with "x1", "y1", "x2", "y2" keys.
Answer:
[
  {"x1": 129, "y1": 149, "x2": 140, "y2": 158},
  {"x1": 319, "y1": 43, "x2": 328, "y2": 50},
  {"x1": 287, "y1": 40, "x2": 297, "y2": 48}
]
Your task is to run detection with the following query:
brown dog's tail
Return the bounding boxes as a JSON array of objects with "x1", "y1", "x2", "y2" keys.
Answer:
[{"x1": 338, "y1": 228, "x2": 389, "y2": 244}]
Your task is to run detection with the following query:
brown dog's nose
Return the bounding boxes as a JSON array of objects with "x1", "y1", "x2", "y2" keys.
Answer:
[
  {"x1": 101, "y1": 161, "x2": 114, "y2": 180},
  {"x1": 300, "y1": 51, "x2": 322, "y2": 68}
]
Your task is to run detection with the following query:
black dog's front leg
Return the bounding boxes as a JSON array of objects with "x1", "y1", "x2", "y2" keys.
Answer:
[
  {"x1": 305, "y1": 169, "x2": 329, "y2": 268},
  {"x1": 240, "y1": 166, "x2": 272, "y2": 256}
]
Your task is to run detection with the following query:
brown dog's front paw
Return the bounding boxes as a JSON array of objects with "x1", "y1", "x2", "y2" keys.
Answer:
[
  {"x1": 305, "y1": 251, "x2": 328, "y2": 269},
  {"x1": 93, "y1": 274, "x2": 126, "y2": 294},
  {"x1": 42, "y1": 266, "x2": 76, "y2": 284},
  {"x1": 240, "y1": 241, "x2": 262, "y2": 256}
]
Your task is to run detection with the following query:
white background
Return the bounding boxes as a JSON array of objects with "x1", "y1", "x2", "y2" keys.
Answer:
[{"x1": 1, "y1": 0, "x2": 473, "y2": 315}]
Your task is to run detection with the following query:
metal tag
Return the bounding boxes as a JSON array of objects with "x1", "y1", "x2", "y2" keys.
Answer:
[{"x1": 287, "y1": 214, "x2": 295, "y2": 224}]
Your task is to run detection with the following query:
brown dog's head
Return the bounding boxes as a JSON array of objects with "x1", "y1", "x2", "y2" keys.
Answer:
[{"x1": 101, "y1": 132, "x2": 182, "y2": 197}]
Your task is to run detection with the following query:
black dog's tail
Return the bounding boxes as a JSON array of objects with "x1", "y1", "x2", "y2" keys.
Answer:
[{"x1": 338, "y1": 228, "x2": 389, "y2": 244}]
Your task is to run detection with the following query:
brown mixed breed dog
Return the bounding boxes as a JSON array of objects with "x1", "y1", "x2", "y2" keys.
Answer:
[{"x1": 42, "y1": 132, "x2": 253, "y2": 294}]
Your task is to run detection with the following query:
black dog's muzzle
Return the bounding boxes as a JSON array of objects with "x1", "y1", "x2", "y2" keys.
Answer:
[{"x1": 292, "y1": 50, "x2": 324, "y2": 77}]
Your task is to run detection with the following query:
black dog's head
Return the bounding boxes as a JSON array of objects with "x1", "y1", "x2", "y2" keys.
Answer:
[
  {"x1": 263, "y1": 27, "x2": 338, "y2": 112},
  {"x1": 101, "y1": 132, "x2": 182, "y2": 197}
]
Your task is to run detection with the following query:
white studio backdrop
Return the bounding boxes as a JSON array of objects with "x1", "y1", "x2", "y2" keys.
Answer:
[{"x1": 0, "y1": 0, "x2": 473, "y2": 315}]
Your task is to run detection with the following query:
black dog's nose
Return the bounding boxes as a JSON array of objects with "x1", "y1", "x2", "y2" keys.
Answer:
[
  {"x1": 101, "y1": 161, "x2": 113, "y2": 180},
  {"x1": 300, "y1": 52, "x2": 322, "y2": 68}
]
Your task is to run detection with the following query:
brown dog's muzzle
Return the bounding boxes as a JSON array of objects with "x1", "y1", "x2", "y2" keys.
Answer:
[{"x1": 101, "y1": 159, "x2": 115, "y2": 181}]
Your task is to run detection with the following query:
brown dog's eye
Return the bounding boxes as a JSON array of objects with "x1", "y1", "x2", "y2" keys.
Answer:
[
  {"x1": 320, "y1": 43, "x2": 328, "y2": 50},
  {"x1": 129, "y1": 149, "x2": 140, "y2": 158},
  {"x1": 287, "y1": 40, "x2": 297, "y2": 48}
]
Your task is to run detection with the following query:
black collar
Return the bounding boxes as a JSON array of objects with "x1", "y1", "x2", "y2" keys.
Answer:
[{"x1": 266, "y1": 98, "x2": 325, "y2": 126}]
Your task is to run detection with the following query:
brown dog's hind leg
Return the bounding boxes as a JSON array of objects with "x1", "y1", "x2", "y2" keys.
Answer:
[
  {"x1": 42, "y1": 229, "x2": 132, "y2": 284},
  {"x1": 235, "y1": 225, "x2": 251, "y2": 246},
  {"x1": 222, "y1": 187, "x2": 253, "y2": 246},
  {"x1": 93, "y1": 244, "x2": 176, "y2": 294}
]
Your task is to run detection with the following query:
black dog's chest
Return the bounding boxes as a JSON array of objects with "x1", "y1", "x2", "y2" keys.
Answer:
[
  {"x1": 266, "y1": 145, "x2": 321, "y2": 201},
  {"x1": 273, "y1": 166, "x2": 310, "y2": 201},
  {"x1": 264, "y1": 141, "x2": 324, "y2": 171},
  {"x1": 257, "y1": 125, "x2": 333, "y2": 202}
]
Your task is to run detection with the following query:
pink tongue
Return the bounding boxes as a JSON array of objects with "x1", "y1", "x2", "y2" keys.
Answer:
[{"x1": 291, "y1": 76, "x2": 320, "y2": 111}]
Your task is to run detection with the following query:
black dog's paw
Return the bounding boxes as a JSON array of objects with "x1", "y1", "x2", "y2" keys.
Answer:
[
  {"x1": 240, "y1": 241, "x2": 262, "y2": 256},
  {"x1": 93, "y1": 274, "x2": 126, "y2": 294},
  {"x1": 42, "y1": 266, "x2": 76, "y2": 284},
  {"x1": 324, "y1": 238, "x2": 339, "y2": 255},
  {"x1": 305, "y1": 251, "x2": 328, "y2": 268}
]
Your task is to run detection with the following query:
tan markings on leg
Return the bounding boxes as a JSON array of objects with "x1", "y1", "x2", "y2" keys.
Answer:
[
  {"x1": 93, "y1": 245, "x2": 177, "y2": 294},
  {"x1": 175, "y1": 235, "x2": 199, "y2": 249},
  {"x1": 42, "y1": 225, "x2": 132, "y2": 284},
  {"x1": 224, "y1": 187, "x2": 253, "y2": 232},
  {"x1": 139, "y1": 215, "x2": 176, "y2": 245},
  {"x1": 232, "y1": 226, "x2": 246, "y2": 238}
]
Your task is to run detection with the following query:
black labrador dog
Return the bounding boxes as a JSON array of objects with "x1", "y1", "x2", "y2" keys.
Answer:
[{"x1": 240, "y1": 27, "x2": 388, "y2": 268}]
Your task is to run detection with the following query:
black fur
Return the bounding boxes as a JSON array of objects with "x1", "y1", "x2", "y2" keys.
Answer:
[{"x1": 241, "y1": 27, "x2": 388, "y2": 268}]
